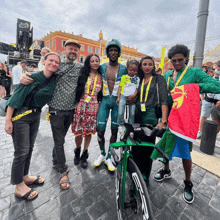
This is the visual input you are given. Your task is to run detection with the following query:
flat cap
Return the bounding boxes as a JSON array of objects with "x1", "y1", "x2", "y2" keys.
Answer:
[{"x1": 64, "y1": 39, "x2": 81, "y2": 48}]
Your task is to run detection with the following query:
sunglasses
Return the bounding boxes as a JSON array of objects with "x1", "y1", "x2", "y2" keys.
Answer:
[{"x1": 171, "y1": 58, "x2": 184, "y2": 64}]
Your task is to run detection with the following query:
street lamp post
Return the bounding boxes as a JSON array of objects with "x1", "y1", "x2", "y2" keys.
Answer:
[{"x1": 193, "y1": 0, "x2": 210, "y2": 68}]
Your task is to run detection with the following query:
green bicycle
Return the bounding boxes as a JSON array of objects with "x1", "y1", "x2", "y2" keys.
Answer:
[{"x1": 110, "y1": 123, "x2": 169, "y2": 220}]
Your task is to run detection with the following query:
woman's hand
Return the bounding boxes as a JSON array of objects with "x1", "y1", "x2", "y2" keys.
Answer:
[
  {"x1": 20, "y1": 72, "x2": 34, "y2": 85},
  {"x1": 5, "y1": 120, "x2": 13, "y2": 135}
]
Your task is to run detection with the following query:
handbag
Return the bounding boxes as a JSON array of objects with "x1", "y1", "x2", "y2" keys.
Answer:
[{"x1": 155, "y1": 77, "x2": 162, "y2": 119}]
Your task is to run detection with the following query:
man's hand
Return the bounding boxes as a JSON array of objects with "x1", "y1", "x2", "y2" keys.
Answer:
[
  {"x1": 0, "y1": 85, "x2": 6, "y2": 98},
  {"x1": 20, "y1": 72, "x2": 34, "y2": 85}
]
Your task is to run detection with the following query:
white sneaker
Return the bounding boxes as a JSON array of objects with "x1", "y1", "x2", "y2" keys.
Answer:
[
  {"x1": 105, "y1": 158, "x2": 116, "y2": 171},
  {"x1": 94, "y1": 154, "x2": 106, "y2": 167},
  {"x1": 197, "y1": 131, "x2": 202, "y2": 139}
]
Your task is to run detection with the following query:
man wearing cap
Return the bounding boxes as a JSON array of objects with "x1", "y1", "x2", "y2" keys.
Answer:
[
  {"x1": 12, "y1": 60, "x2": 27, "y2": 92},
  {"x1": 20, "y1": 39, "x2": 82, "y2": 190},
  {"x1": 93, "y1": 39, "x2": 127, "y2": 171}
]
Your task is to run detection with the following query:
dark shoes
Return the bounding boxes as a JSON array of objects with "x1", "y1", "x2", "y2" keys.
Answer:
[
  {"x1": 74, "y1": 148, "x2": 89, "y2": 169},
  {"x1": 183, "y1": 180, "x2": 194, "y2": 204},
  {"x1": 80, "y1": 150, "x2": 88, "y2": 169},
  {"x1": 74, "y1": 148, "x2": 81, "y2": 165},
  {"x1": 154, "y1": 168, "x2": 171, "y2": 182}
]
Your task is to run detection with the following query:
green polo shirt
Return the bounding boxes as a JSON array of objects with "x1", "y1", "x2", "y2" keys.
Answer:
[{"x1": 7, "y1": 71, "x2": 56, "y2": 109}]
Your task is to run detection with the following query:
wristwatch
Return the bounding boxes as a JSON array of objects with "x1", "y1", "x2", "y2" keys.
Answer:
[{"x1": 162, "y1": 121, "x2": 167, "y2": 125}]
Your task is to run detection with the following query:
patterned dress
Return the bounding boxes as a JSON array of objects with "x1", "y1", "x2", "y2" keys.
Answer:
[{"x1": 72, "y1": 75, "x2": 102, "y2": 136}]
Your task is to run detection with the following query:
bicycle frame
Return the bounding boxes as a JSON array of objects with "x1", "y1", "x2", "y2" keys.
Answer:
[{"x1": 110, "y1": 137, "x2": 155, "y2": 209}]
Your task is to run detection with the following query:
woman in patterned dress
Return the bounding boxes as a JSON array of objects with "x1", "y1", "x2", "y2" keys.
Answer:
[{"x1": 72, "y1": 54, "x2": 102, "y2": 168}]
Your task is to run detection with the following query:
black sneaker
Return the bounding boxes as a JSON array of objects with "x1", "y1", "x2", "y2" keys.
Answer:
[
  {"x1": 80, "y1": 150, "x2": 88, "y2": 169},
  {"x1": 183, "y1": 180, "x2": 194, "y2": 204},
  {"x1": 74, "y1": 148, "x2": 81, "y2": 165},
  {"x1": 154, "y1": 168, "x2": 171, "y2": 182}
]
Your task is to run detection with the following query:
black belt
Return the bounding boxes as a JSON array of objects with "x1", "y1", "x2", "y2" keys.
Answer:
[
  {"x1": 49, "y1": 107, "x2": 75, "y2": 115},
  {"x1": 204, "y1": 96, "x2": 218, "y2": 104}
]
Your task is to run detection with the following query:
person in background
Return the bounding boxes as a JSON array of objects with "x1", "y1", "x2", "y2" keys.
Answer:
[
  {"x1": 38, "y1": 47, "x2": 51, "y2": 71},
  {"x1": 5, "y1": 52, "x2": 60, "y2": 201},
  {"x1": 72, "y1": 54, "x2": 102, "y2": 169},
  {"x1": 28, "y1": 64, "x2": 37, "y2": 72},
  {"x1": 0, "y1": 62, "x2": 12, "y2": 96},
  {"x1": 12, "y1": 61, "x2": 27, "y2": 92}
]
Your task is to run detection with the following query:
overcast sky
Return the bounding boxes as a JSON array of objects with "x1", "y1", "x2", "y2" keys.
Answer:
[{"x1": 1, "y1": 0, "x2": 220, "y2": 62}]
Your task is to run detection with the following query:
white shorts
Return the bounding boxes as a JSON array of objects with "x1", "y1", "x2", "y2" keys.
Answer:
[{"x1": 201, "y1": 100, "x2": 213, "y2": 118}]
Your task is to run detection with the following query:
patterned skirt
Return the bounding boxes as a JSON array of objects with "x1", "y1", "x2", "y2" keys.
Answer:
[{"x1": 72, "y1": 98, "x2": 99, "y2": 137}]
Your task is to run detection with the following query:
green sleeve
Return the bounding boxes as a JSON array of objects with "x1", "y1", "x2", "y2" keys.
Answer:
[
  {"x1": 6, "y1": 84, "x2": 33, "y2": 109},
  {"x1": 195, "y1": 69, "x2": 220, "y2": 93}
]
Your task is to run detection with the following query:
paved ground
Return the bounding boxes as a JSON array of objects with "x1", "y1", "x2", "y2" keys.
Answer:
[{"x1": 0, "y1": 106, "x2": 220, "y2": 220}]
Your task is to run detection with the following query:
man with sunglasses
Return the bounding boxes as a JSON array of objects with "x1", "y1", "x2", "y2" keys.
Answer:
[{"x1": 151, "y1": 44, "x2": 220, "y2": 204}]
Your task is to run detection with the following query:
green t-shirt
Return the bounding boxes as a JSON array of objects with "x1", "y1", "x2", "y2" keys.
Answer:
[
  {"x1": 165, "y1": 66, "x2": 220, "y2": 108},
  {"x1": 7, "y1": 71, "x2": 56, "y2": 109}
]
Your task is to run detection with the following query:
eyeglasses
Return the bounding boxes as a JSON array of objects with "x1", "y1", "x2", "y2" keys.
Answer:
[{"x1": 171, "y1": 58, "x2": 184, "y2": 64}]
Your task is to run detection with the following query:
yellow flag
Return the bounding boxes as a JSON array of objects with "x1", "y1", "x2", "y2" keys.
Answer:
[{"x1": 159, "y1": 47, "x2": 165, "y2": 75}]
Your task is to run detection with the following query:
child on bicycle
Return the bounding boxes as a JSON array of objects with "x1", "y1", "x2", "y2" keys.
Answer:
[{"x1": 116, "y1": 60, "x2": 140, "y2": 136}]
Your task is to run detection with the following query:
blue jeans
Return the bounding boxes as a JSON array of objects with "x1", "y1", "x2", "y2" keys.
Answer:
[{"x1": 117, "y1": 95, "x2": 135, "y2": 126}]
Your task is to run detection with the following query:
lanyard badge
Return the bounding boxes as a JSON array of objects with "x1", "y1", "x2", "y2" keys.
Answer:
[
  {"x1": 85, "y1": 75, "x2": 98, "y2": 103},
  {"x1": 140, "y1": 76, "x2": 153, "y2": 112}
]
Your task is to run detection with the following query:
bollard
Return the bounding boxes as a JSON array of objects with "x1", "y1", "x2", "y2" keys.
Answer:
[{"x1": 200, "y1": 120, "x2": 218, "y2": 155}]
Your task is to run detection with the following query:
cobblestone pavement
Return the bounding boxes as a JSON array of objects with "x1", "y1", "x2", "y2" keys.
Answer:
[{"x1": 0, "y1": 107, "x2": 220, "y2": 220}]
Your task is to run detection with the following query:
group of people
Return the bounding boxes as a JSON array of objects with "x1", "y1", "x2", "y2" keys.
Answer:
[{"x1": 3, "y1": 39, "x2": 220, "y2": 205}]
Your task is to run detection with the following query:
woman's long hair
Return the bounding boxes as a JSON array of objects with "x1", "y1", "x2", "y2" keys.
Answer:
[
  {"x1": 75, "y1": 54, "x2": 101, "y2": 104},
  {"x1": 138, "y1": 56, "x2": 157, "y2": 82}
]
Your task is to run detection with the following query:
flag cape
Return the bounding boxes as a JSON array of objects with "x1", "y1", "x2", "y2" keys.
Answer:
[{"x1": 168, "y1": 84, "x2": 200, "y2": 143}]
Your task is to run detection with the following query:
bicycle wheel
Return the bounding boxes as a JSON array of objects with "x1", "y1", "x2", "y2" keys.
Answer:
[{"x1": 115, "y1": 157, "x2": 154, "y2": 220}]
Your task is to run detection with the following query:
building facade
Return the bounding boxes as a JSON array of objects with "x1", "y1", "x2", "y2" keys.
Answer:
[{"x1": 41, "y1": 30, "x2": 147, "y2": 63}]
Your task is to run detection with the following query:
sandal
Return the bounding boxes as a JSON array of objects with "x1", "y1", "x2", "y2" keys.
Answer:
[
  {"x1": 15, "y1": 188, "x2": 38, "y2": 201},
  {"x1": 26, "y1": 175, "x2": 44, "y2": 186},
  {"x1": 59, "y1": 172, "x2": 70, "y2": 190}
]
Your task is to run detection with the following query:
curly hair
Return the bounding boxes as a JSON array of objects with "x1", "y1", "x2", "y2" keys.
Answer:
[
  {"x1": 126, "y1": 59, "x2": 139, "y2": 68},
  {"x1": 167, "y1": 44, "x2": 190, "y2": 59},
  {"x1": 138, "y1": 56, "x2": 157, "y2": 81},
  {"x1": 75, "y1": 54, "x2": 101, "y2": 104}
]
